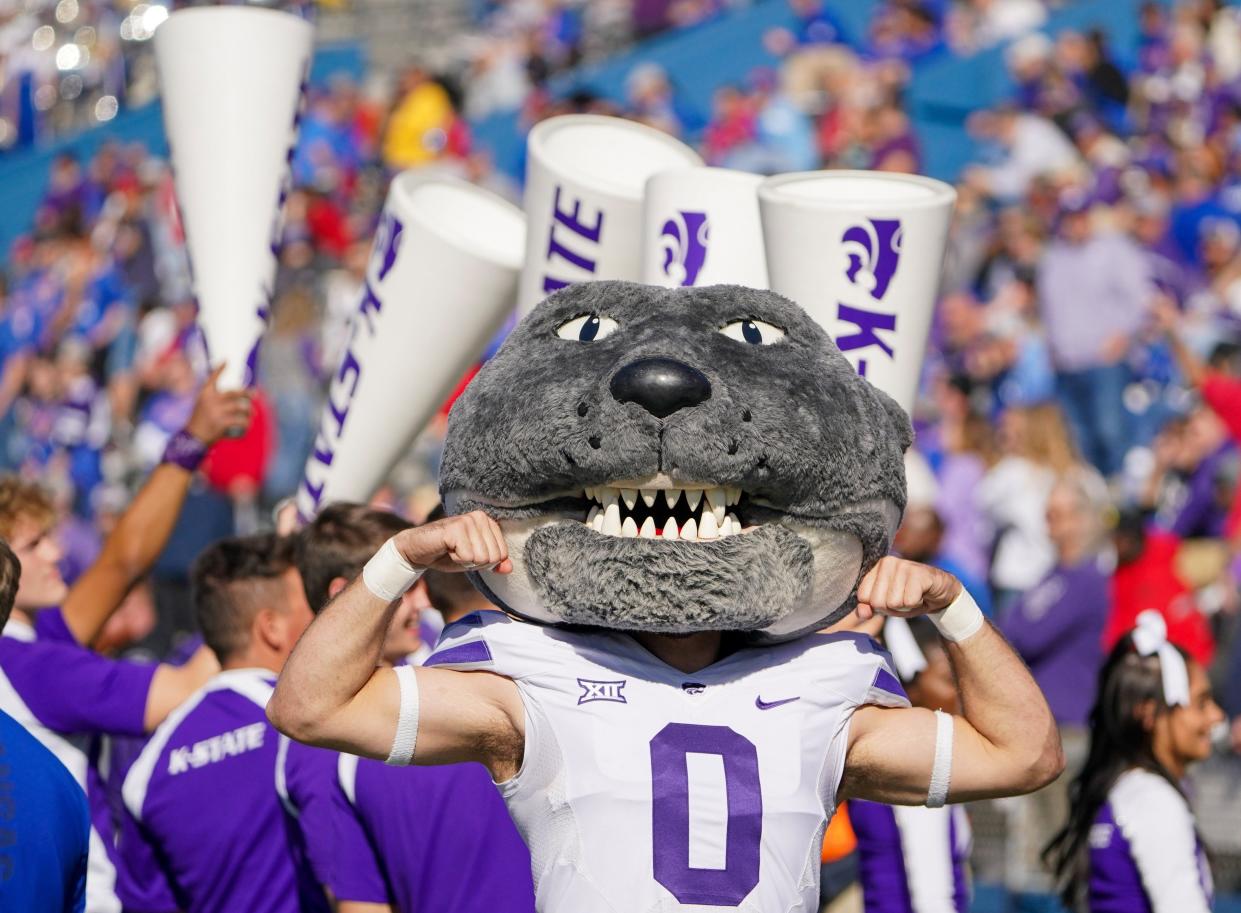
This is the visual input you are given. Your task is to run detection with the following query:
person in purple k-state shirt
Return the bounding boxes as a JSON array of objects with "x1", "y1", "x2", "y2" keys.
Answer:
[
  {"x1": 0, "y1": 367, "x2": 250, "y2": 913},
  {"x1": 120, "y1": 533, "x2": 328, "y2": 913}
]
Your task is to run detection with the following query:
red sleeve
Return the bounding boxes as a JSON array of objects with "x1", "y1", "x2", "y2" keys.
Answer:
[{"x1": 1201, "y1": 373, "x2": 1241, "y2": 442}]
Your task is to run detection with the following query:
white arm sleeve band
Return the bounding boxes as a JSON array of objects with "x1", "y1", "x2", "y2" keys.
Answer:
[
  {"x1": 385, "y1": 664, "x2": 420, "y2": 766},
  {"x1": 927, "y1": 709, "x2": 954, "y2": 808},
  {"x1": 363, "y1": 537, "x2": 425, "y2": 603}
]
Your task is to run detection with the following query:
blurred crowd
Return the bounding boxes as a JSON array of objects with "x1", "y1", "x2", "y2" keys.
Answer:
[
  {"x1": 0, "y1": 0, "x2": 739, "y2": 151},
  {"x1": 5, "y1": 0, "x2": 1241, "y2": 900}
]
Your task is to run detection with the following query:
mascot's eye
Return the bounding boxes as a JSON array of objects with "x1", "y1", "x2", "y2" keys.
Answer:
[
  {"x1": 556, "y1": 313, "x2": 619, "y2": 342},
  {"x1": 720, "y1": 319, "x2": 785, "y2": 346}
]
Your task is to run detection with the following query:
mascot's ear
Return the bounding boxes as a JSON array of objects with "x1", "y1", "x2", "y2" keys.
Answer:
[{"x1": 877, "y1": 388, "x2": 914, "y2": 453}]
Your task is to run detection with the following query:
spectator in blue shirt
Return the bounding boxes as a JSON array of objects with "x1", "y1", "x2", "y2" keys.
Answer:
[{"x1": 0, "y1": 536, "x2": 90, "y2": 913}]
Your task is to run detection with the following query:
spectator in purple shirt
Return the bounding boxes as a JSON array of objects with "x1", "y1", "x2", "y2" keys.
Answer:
[
  {"x1": 1000, "y1": 473, "x2": 1111, "y2": 899},
  {"x1": 121, "y1": 534, "x2": 327, "y2": 913},
  {"x1": 277, "y1": 502, "x2": 433, "y2": 894},
  {"x1": 328, "y1": 545, "x2": 536, "y2": 913},
  {"x1": 1147, "y1": 405, "x2": 1238, "y2": 540}
]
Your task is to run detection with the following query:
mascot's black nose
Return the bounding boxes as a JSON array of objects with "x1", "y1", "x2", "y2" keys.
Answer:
[{"x1": 610, "y1": 357, "x2": 712, "y2": 419}]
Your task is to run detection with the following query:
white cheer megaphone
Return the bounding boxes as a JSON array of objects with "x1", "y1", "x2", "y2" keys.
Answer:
[
  {"x1": 642, "y1": 167, "x2": 768, "y2": 289},
  {"x1": 759, "y1": 171, "x2": 957, "y2": 414},
  {"x1": 155, "y1": 6, "x2": 313, "y2": 389},
  {"x1": 518, "y1": 114, "x2": 701, "y2": 314},
  {"x1": 296, "y1": 174, "x2": 526, "y2": 519}
]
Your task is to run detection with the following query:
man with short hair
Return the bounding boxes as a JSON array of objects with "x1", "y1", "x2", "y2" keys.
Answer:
[
  {"x1": 121, "y1": 534, "x2": 327, "y2": 913},
  {"x1": 0, "y1": 369, "x2": 248, "y2": 913},
  {"x1": 0, "y1": 537, "x2": 91, "y2": 913},
  {"x1": 280, "y1": 502, "x2": 535, "y2": 913}
]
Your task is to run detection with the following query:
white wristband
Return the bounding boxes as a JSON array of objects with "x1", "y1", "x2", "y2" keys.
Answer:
[
  {"x1": 929, "y1": 588, "x2": 985, "y2": 643},
  {"x1": 363, "y1": 537, "x2": 425, "y2": 603},
  {"x1": 386, "y1": 664, "x2": 420, "y2": 766},
  {"x1": 927, "y1": 709, "x2": 954, "y2": 808}
]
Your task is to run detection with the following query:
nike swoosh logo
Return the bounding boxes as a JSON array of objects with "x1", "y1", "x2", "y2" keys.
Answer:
[{"x1": 755, "y1": 696, "x2": 800, "y2": 710}]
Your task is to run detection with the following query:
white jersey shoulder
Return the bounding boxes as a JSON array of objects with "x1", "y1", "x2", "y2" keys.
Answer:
[{"x1": 427, "y1": 612, "x2": 908, "y2": 913}]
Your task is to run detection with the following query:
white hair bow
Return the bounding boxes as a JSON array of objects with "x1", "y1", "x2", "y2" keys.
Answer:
[
  {"x1": 1131, "y1": 610, "x2": 1190, "y2": 708},
  {"x1": 885, "y1": 616, "x2": 927, "y2": 683}
]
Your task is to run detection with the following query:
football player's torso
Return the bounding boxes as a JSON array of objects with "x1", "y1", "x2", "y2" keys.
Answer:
[{"x1": 428, "y1": 613, "x2": 906, "y2": 913}]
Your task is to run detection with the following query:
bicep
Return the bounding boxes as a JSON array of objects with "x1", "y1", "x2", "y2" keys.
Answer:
[
  {"x1": 413, "y1": 668, "x2": 524, "y2": 776},
  {"x1": 841, "y1": 705, "x2": 1016, "y2": 805},
  {"x1": 295, "y1": 666, "x2": 523, "y2": 775}
]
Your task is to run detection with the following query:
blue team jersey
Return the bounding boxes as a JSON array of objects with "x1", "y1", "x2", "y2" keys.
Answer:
[
  {"x1": 0, "y1": 708, "x2": 89, "y2": 912},
  {"x1": 0, "y1": 609, "x2": 156, "y2": 913}
]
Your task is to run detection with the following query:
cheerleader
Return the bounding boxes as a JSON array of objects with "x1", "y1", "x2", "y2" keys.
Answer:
[{"x1": 1044, "y1": 611, "x2": 1224, "y2": 912}]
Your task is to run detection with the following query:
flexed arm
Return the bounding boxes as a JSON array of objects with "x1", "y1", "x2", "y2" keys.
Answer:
[
  {"x1": 839, "y1": 558, "x2": 1063, "y2": 805},
  {"x1": 268, "y1": 513, "x2": 525, "y2": 780}
]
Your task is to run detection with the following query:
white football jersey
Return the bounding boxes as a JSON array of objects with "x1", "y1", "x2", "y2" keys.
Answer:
[{"x1": 426, "y1": 612, "x2": 909, "y2": 913}]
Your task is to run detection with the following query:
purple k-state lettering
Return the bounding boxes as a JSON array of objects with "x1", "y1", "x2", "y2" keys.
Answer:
[
  {"x1": 835, "y1": 303, "x2": 896, "y2": 360},
  {"x1": 543, "y1": 187, "x2": 603, "y2": 293},
  {"x1": 356, "y1": 282, "x2": 382, "y2": 336},
  {"x1": 326, "y1": 348, "x2": 362, "y2": 436},
  {"x1": 552, "y1": 186, "x2": 604, "y2": 242},
  {"x1": 546, "y1": 227, "x2": 598, "y2": 272},
  {"x1": 374, "y1": 213, "x2": 404, "y2": 282}
]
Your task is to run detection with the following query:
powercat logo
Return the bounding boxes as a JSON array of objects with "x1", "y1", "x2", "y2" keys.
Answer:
[
  {"x1": 836, "y1": 218, "x2": 903, "y2": 378},
  {"x1": 658, "y1": 210, "x2": 709, "y2": 286}
]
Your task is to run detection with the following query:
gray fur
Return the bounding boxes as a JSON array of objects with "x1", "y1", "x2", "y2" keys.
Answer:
[
  {"x1": 440, "y1": 281, "x2": 912, "y2": 637},
  {"x1": 523, "y1": 523, "x2": 814, "y2": 632}
]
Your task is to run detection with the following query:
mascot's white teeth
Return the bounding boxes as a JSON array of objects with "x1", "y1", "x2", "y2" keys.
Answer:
[{"x1": 582, "y1": 486, "x2": 743, "y2": 541}]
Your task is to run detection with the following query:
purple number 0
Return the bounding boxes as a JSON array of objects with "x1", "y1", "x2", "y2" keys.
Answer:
[{"x1": 650, "y1": 723, "x2": 763, "y2": 905}]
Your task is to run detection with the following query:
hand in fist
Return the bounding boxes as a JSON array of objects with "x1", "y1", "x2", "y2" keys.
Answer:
[
  {"x1": 394, "y1": 511, "x2": 512, "y2": 574},
  {"x1": 186, "y1": 365, "x2": 254, "y2": 444},
  {"x1": 855, "y1": 557, "x2": 961, "y2": 621}
]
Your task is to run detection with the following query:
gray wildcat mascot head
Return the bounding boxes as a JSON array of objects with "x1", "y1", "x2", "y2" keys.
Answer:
[{"x1": 441, "y1": 280, "x2": 911, "y2": 643}]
